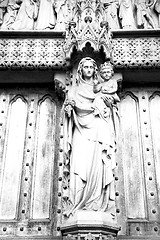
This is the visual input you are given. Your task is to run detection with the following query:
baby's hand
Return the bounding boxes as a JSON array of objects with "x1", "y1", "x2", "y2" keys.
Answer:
[
  {"x1": 93, "y1": 81, "x2": 102, "y2": 93},
  {"x1": 93, "y1": 80, "x2": 99, "y2": 85}
]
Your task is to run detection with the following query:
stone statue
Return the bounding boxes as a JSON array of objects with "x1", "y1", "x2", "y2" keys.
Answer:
[
  {"x1": 67, "y1": 0, "x2": 77, "y2": 22},
  {"x1": 154, "y1": 0, "x2": 160, "y2": 27},
  {"x1": 119, "y1": 0, "x2": 136, "y2": 29},
  {"x1": 63, "y1": 57, "x2": 120, "y2": 219},
  {"x1": 93, "y1": 62, "x2": 120, "y2": 124},
  {"x1": 0, "y1": 0, "x2": 8, "y2": 26},
  {"x1": 135, "y1": 0, "x2": 156, "y2": 28},
  {"x1": 1, "y1": 0, "x2": 22, "y2": 30},
  {"x1": 102, "y1": 0, "x2": 120, "y2": 29},
  {"x1": 35, "y1": 0, "x2": 56, "y2": 30},
  {"x1": 11, "y1": 0, "x2": 39, "y2": 30},
  {"x1": 54, "y1": 0, "x2": 68, "y2": 31}
]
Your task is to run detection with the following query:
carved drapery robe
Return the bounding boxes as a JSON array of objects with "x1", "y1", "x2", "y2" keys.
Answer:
[
  {"x1": 1, "y1": 0, "x2": 22, "y2": 30},
  {"x1": 102, "y1": 0, "x2": 120, "y2": 29},
  {"x1": 135, "y1": 0, "x2": 155, "y2": 28},
  {"x1": 54, "y1": 0, "x2": 68, "y2": 31},
  {"x1": 11, "y1": 0, "x2": 38, "y2": 30},
  {"x1": 35, "y1": 0, "x2": 56, "y2": 30},
  {"x1": 119, "y1": 0, "x2": 136, "y2": 29},
  {"x1": 64, "y1": 79, "x2": 119, "y2": 217},
  {"x1": 154, "y1": 0, "x2": 160, "y2": 27},
  {"x1": 0, "y1": 0, "x2": 9, "y2": 25}
]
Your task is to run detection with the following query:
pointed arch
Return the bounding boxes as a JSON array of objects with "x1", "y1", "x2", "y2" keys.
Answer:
[
  {"x1": 0, "y1": 96, "x2": 27, "y2": 219},
  {"x1": 31, "y1": 95, "x2": 56, "y2": 219}
]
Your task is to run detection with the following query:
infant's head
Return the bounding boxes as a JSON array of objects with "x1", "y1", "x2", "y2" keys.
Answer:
[{"x1": 99, "y1": 62, "x2": 114, "y2": 81}]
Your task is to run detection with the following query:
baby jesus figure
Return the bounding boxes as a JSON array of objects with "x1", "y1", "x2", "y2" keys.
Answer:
[{"x1": 93, "y1": 62, "x2": 121, "y2": 121}]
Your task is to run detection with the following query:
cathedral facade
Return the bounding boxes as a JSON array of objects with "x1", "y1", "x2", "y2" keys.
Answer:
[{"x1": 0, "y1": 0, "x2": 160, "y2": 240}]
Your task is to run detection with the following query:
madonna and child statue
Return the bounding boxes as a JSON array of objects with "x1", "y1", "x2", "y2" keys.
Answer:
[{"x1": 63, "y1": 57, "x2": 122, "y2": 230}]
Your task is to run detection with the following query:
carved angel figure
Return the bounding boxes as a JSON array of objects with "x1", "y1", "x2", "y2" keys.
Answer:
[
  {"x1": 11, "y1": 0, "x2": 39, "y2": 30},
  {"x1": 35, "y1": 0, "x2": 56, "y2": 30},
  {"x1": 64, "y1": 57, "x2": 120, "y2": 219},
  {"x1": 1, "y1": 0, "x2": 22, "y2": 29},
  {"x1": 119, "y1": 0, "x2": 136, "y2": 29},
  {"x1": 135, "y1": 0, "x2": 156, "y2": 28}
]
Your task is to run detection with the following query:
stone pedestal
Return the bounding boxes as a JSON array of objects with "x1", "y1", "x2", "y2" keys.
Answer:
[{"x1": 61, "y1": 211, "x2": 120, "y2": 240}]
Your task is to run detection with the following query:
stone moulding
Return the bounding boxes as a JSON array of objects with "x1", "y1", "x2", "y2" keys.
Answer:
[
  {"x1": 0, "y1": 31, "x2": 67, "y2": 70},
  {"x1": 112, "y1": 29, "x2": 160, "y2": 69},
  {"x1": 0, "y1": 30, "x2": 160, "y2": 70},
  {"x1": 61, "y1": 211, "x2": 119, "y2": 240},
  {"x1": 63, "y1": 233, "x2": 117, "y2": 240}
]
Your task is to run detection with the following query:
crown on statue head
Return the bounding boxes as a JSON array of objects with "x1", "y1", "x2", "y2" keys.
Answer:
[{"x1": 99, "y1": 61, "x2": 113, "y2": 71}]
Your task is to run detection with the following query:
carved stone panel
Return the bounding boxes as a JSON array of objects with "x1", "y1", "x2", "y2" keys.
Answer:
[
  {"x1": 0, "y1": 33, "x2": 66, "y2": 70},
  {"x1": 112, "y1": 35, "x2": 160, "y2": 69},
  {"x1": 115, "y1": 87, "x2": 160, "y2": 237},
  {"x1": 150, "y1": 93, "x2": 160, "y2": 205},
  {"x1": 0, "y1": 97, "x2": 27, "y2": 219},
  {"x1": 0, "y1": 86, "x2": 63, "y2": 238},
  {"x1": 119, "y1": 93, "x2": 146, "y2": 219}
]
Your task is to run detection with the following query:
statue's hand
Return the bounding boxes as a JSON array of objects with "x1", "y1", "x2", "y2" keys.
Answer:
[
  {"x1": 93, "y1": 80, "x2": 102, "y2": 93},
  {"x1": 64, "y1": 99, "x2": 75, "y2": 117},
  {"x1": 102, "y1": 95, "x2": 113, "y2": 106}
]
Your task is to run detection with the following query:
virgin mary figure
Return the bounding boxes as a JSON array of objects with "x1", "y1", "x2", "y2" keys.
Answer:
[{"x1": 63, "y1": 57, "x2": 119, "y2": 219}]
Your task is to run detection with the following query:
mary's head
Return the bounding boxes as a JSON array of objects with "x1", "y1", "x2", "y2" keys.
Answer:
[{"x1": 76, "y1": 57, "x2": 98, "y2": 85}]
